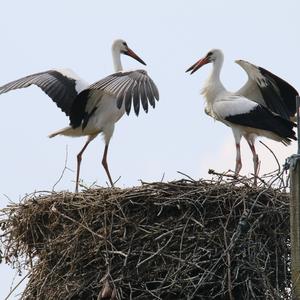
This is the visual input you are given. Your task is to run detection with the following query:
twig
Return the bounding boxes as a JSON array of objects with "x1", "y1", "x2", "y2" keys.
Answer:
[
  {"x1": 137, "y1": 234, "x2": 174, "y2": 268},
  {"x1": 52, "y1": 145, "x2": 71, "y2": 190},
  {"x1": 5, "y1": 272, "x2": 30, "y2": 300},
  {"x1": 259, "y1": 140, "x2": 281, "y2": 172},
  {"x1": 177, "y1": 171, "x2": 196, "y2": 182}
]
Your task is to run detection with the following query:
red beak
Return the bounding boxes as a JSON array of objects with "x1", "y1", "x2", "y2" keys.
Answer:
[
  {"x1": 186, "y1": 56, "x2": 210, "y2": 74},
  {"x1": 124, "y1": 48, "x2": 146, "y2": 66}
]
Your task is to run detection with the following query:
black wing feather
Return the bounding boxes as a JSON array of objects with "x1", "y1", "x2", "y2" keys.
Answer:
[
  {"x1": 140, "y1": 80, "x2": 148, "y2": 113},
  {"x1": 69, "y1": 90, "x2": 90, "y2": 128},
  {"x1": 132, "y1": 83, "x2": 140, "y2": 116},
  {"x1": 145, "y1": 80, "x2": 155, "y2": 108},
  {"x1": 225, "y1": 105, "x2": 296, "y2": 142},
  {"x1": 88, "y1": 70, "x2": 159, "y2": 115},
  {"x1": 123, "y1": 86, "x2": 133, "y2": 113},
  {"x1": 259, "y1": 67, "x2": 298, "y2": 118},
  {"x1": 0, "y1": 70, "x2": 80, "y2": 116},
  {"x1": 257, "y1": 80, "x2": 291, "y2": 120},
  {"x1": 125, "y1": 91, "x2": 132, "y2": 115}
]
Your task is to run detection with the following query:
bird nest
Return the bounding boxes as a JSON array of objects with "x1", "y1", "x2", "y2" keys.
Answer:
[{"x1": 0, "y1": 171, "x2": 291, "y2": 299}]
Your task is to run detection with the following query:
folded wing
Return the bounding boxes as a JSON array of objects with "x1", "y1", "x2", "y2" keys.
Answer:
[{"x1": 214, "y1": 95, "x2": 296, "y2": 144}]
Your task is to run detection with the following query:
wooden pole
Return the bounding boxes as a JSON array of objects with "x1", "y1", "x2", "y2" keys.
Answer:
[
  {"x1": 298, "y1": 95, "x2": 300, "y2": 156},
  {"x1": 290, "y1": 95, "x2": 300, "y2": 299}
]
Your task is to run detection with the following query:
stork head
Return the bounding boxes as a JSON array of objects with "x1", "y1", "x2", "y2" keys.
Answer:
[
  {"x1": 112, "y1": 39, "x2": 146, "y2": 66},
  {"x1": 186, "y1": 49, "x2": 224, "y2": 74}
]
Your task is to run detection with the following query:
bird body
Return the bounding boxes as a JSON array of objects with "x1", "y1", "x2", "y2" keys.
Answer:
[
  {"x1": 0, "y1": 39, "x2": 159, "y2": 192},
  {"x1": 49, "y1": 93, "x2": 124, "y2": 142},
  {"x1": 187, "y1": 49, "x2": 297, "y2": 183}
]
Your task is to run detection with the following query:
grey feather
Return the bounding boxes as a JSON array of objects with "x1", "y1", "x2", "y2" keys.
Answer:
[
  {"x1": 88, "y1": 69, "x2": 159, "y2": 115},
  {"x1": 0, "y1": 70, "x2": 85, "y2": 116}
]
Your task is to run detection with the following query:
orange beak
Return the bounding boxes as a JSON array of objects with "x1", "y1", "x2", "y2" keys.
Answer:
[
  {"x1": 124, "y1": 48, "x2": 146, "y2": 66},
  {"x1": 186, "y1": 56, "x2": 210, "y2": 74}
]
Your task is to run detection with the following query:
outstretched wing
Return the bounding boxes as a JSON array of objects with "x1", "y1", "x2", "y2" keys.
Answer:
[
  {"x1": 69, "y1": 69, "x2": 160, "y2": 129},
  {"x1": 235, "y1": 60, "x2": 298, "y2": 120},
  {"x1": 0, "y1": 69, "x2": 88, "y2": 116},
  {"x1": 89, "y1": 69, "x2": 159, "y2": 116}
]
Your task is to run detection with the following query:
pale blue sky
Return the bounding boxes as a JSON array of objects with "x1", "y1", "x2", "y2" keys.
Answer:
[{"x1": 1, "y1": 0, "x2": 299, "y2": 298}]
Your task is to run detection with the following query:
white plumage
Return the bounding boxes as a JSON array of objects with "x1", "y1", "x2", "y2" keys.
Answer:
[
  {"x1": 213, "y1": 95, "x2": 258, "y2": 118},
  {"x1": 0, "y1": 39, "x2": 159, "y2": 192},
  {"x1": 53, "y1": 68, "x2": 89, "y2": 93},
  {"x1": 187, "y1": 49, "x2": 297, "y2": 184}
]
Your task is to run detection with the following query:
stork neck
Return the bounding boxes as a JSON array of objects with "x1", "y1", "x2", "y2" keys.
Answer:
[
  {"x1": 210, "y1": 57, "x2": 223, "y2": 83},
  {"x1": 112, "y1": 49, "x2": 123, "y2": 72},
  {"x1": 202, "y1": 58, "x2": 226, "y2": 104}
]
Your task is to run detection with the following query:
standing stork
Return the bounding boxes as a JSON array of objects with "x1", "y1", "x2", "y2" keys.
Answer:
[
  {"x1": 0, "y1": 39, "x2": 159, "y2": 192},
  {"x1": 186, "y1": 49, "x2": 297, "y2": 183}
]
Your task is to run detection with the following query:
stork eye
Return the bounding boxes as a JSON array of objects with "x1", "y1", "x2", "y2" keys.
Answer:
[
  {"x1": 207, "y1": 51, "x2": 213, "y2": 57},
  {"x1": 122, "y1": 42, "x2": 128, "y2": 47}
]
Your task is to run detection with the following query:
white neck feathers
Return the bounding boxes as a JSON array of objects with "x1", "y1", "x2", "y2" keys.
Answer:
[
  {"x1": 201, "y1": 54, "x2": 226, "y2": 105},
  {"x1": 112, "y1": 48, "x2": 123, "y2": 72}
]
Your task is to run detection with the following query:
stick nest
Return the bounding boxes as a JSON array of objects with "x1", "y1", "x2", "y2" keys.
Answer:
[{"x1": 0, "y1": 174, "x2": 291, "y2": 299}]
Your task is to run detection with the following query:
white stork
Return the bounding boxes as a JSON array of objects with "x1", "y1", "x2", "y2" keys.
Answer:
[
  {"x1": 0, "y1": 39, "x2": 159, "y2": 192},
  {"x1": 186, "y1": 49, "x2": 297, "y2": 183}
]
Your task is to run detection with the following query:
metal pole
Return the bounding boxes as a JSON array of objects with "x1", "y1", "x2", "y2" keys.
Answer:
[{"x1": 290, "y1": 95, "x2": 300, "y2": 299}]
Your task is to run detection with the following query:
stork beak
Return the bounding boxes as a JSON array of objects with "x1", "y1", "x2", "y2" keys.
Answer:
[
  {"x1": 124, "y1": 48, "x2": 147, "y2": 66},
  {"x1": 186, "y1": 56, "x2": 210, "y2": 74}
]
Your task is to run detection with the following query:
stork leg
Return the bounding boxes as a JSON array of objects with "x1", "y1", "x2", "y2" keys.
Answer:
[
  {"x1": 235, "y1": 143, "x2": 242, "y2": 175},
  {"x1": 102, "y1": 143, "x2": 114, "y2": 187},
  {"x1": 247, "y1": 139, "x2": 259, "y2": 186},
  {"x1": 232, "y1": 129, "x2": 242, "y2": 177},
  {"x1": 75, "y1": 138, "x2": 93, "y2": 193}
]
